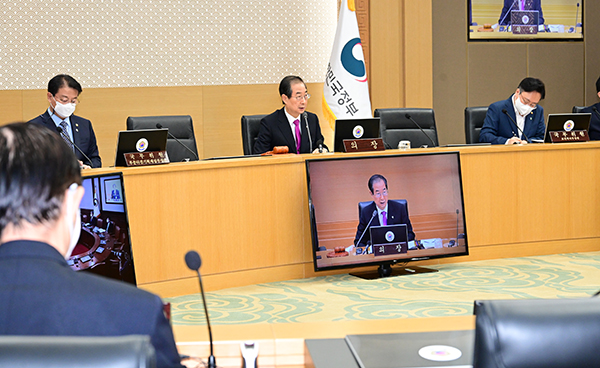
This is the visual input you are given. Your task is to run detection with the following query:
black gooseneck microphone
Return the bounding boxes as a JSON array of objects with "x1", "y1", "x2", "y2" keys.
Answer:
[
  {"x1": 498, "y1": 0, "x2": 516, "y2": 30},
  {"x1": 592, "y1": 106, "x2": 600, "y2": 121},
  {"x1": 185, "y1": 250, "x2": 216, "y2": 368},
  {"x1": 302, "y1": 112, "x2": 313, "y2": 153},
  {"x1": 355, "y1": 210, "x2": 377, "y2": 247},
  {"x1": 404, "y1": 113, "x2": 436, "y2": 147},
  {"x1": 156, "y1": 123, "x2": 199, "y2": 161},
  {"x1": 502, "y1": 109, "x2": 531, "y2": 143},
  {"x1": 56, "y1": 126, "x2": 94, "y2": 167},
  {"x1": 315, "y1": 138, "x2": 324, "y2": 153}
]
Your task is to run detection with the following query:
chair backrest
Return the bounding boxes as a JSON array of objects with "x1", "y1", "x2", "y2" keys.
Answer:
[
  {"x1": 241, "y1": 114, "x2": 266, "y2": 155},
  {"x1": 0, "y1": 335, "x2": 156, "y2": 368},
  {"x1": 473, "y1": 298, "x2": 600, "y2": 368},
  {"x1": 127, "y1": 115, "x2": 199, "y2": 162},
  {"x1": 572, "y1": 106, "x2": 587, "y2": 113},
  {"x1": 464, "y1": 106, "x2": 489, "y2": 144},
  {"x1": 373, "y1": 108, "x2": 439, "y2": 148},
  {"x1": 358, "y1": 199, "x2": 407, "y2": 218}
]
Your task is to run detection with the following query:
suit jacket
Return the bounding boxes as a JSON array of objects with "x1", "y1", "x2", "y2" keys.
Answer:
[
  {"x1": 0, "y1": 240, "x2": 183, "y2": 368},
  {"x1": 29, "y1": 111, "x2": 102, "y2": 168},
  {"x1": 253, "y1": 108, "x2": 326, "y2": 154},
  {"x1": 499, "y1": 0, "x2": 544, "y2": 25},
  {"x1": 581, "y1": 102, "x2": 600, "y2": 141},
  {"x1": 479, "y1": 96, "x2": 546, "y2": 144},
  {"x1": 354, "y1": 200, "x2": 415, "y2": 247}
]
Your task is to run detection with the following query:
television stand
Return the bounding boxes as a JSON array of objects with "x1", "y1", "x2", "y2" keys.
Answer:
[{"x1": 350, "y1": 264, "x2": 438, "y2": 280}]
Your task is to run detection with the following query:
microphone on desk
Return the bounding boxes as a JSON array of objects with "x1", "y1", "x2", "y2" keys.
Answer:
[
  {"x1": 502, "y1": 109, "x2": 530, "y2": 143},
  {"x1": 303, "y1": 112, "x2": 313, "y2": 153},
  {"x1": 315, "y1": 137, "x2": 324, "y2": 153},
  {"x1": 498, "y1": 0, "x2": 515, "y2": 31},
  {"x1": 156, "y1": 123, "x2": 199, "y2": 161},
  {"x1": 592, "y1": 107, "x2": 600, "y2": 121},
  {"x1": 185, "y1": 250, "x2": 216, "y2": 368},
  {"x1": 355, "y1": 210, "x2": 377, "y2": 248},
  {"x1": 56, "y1": 126, "x2": 94, "y2": 167},
  {"x1": 405, "y1": 113, "x2": 436, "y2": 147}
]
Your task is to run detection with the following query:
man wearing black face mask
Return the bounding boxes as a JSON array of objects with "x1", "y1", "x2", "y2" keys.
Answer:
[
  {"x1": 29, "y1": 74, "x2": 102, "y2": 168},
  {"x1": 479, "y1": 77, "x2": 546, "y2": 145}
]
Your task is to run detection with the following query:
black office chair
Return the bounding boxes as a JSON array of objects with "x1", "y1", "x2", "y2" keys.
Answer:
[
  {"x1": 0, "y1": 335, "x2": 156, "y2": 368},
  {"x1": 373, "y1": 108, "x2": 439, "y2": 148},
  {"x1": 573, "y1": 106, "x2": 587, "y2": 113},
  {"x1": 464, "y1": 106, "x2": 489, "y2": 144},
  {"x1": 241, "y1": 114, "x2": 266, "y2": 155},
  {"x1": 473, "y1": 298, "x2": 600, "y2": 368},
  {"x1": 127, "y1": 115, "x2": 199, "y2": 162}
]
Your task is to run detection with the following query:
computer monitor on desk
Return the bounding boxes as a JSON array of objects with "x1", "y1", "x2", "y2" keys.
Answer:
[{"x1": 114, "y1": 129, "x2": 168, "y2": 167}]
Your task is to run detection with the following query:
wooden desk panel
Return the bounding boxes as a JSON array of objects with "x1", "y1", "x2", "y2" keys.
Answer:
[{"x1": 84, "y1": 143, "x2": 600, "y2": 297}]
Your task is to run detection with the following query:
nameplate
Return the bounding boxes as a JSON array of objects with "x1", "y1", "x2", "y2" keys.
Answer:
[
  {"x1": 373, "y1": 243, "x2": 407, "y2": 257},
  {"x1": 124, "y1": 151, "x2": 170, "y2": 167},
  {"x1": 343, "y1": 138, "x2": 385, "y2": 152},
  {"x1": 549, "y1": 130, "x2": 589, "y2": 143}
]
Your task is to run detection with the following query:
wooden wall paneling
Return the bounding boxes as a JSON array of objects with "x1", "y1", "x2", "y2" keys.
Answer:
[
  {"x1": 0, "y1": 91, "x2": 25, "y2": 124},
  {"x1": 356, "y1": 0, "x2": 370, "y2": 85},
  {"x1": 404, "y1": 0, "x2": 433, "y2": 108}
]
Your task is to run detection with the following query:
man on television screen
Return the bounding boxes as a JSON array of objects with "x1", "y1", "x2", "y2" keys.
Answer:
[
  {"x1": 0, "y1": 123, "x2": 184, "y2": 368},
  {"x1": 253, "y1": 75, "x2": 327, "y2": 154},
  {"x1": 581, "y1": 76, "x2": 600, "y2": 141},
  {"x1": 498, "y1": 0, "x2": 545, "y2": 26},
  {"x1": 479, "y1": 77, "x2": 546, "y2": 145},
  {"x1": 354, "y1": 174, "x2": 415, "y2": 250}
]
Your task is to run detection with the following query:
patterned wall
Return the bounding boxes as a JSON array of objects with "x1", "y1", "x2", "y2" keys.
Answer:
[{"x1": 0, "y1": 0, "x2": 337, "y2": 90}]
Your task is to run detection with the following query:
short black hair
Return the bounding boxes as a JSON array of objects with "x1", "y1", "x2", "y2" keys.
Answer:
[
  {"x1": 279, "y1": 75, "x2": 305, "y2": 103},
  {"x1": 0, "y1": 123, "x2": 81, "y2": 236},
  {"x1": 368, "y1": 174, "x2": 388, "y2": 194},
  {"x1": 48, "y1": 74, "x2": 82, "y2": 95},
  {"x1": 518, "y1": 77, "x2": 545, "y2": 100},
  {"x1": 596, "y1": 76, "x2": 600, "y2": 93}
]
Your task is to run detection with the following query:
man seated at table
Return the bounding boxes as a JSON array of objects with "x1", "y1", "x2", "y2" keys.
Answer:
[
  {"x1": 581, "y1": 75, "x2": 600, "y2": 141},
  {"x1": 353, "y1": 174, "x2": 415, "y2": 253},
  {"x1": 499, "y1": 0, "x2": 544, "y2": 26},
  {"x1": 479, "y1": 77, "x2": 546, "y2": 145},
  {"x1": 0, "y1": 123, "x2": 184, "y2": 368},
  {"x1": 253, "y1": 75, "x2": 327, "y2": 154}
]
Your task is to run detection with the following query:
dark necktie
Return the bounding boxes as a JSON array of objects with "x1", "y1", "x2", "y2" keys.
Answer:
[{"x1": 59, "y1": 121, "x2": 74, "y2": 152}]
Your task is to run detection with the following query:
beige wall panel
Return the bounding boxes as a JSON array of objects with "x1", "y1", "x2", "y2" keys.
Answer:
[
  {"x1": 529, "y1": 43, "x2": 584, "y2": 114},
  {"x1": 370, "y1": 0, "x2": 403, "y2": 110},
  {"x1": 467, "y1": 43, "x2": 528, "y2": 107},
  {"x1": 0, "y1": 91, "x2": 24, "y2": 124},
  {"x1": 404, "y1": 0, "x2": 433, "y2": 108},
  {"x1": 432, "y1": 0, "x2": 468, "y2": 145},
  {"x1": 201, "y1": 82, "x2": 332, "y2": 159}
]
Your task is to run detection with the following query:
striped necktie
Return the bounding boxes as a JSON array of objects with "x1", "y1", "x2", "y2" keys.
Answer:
[{"x1": 59, "y1": 120, "x2": 74, "y2": 152}]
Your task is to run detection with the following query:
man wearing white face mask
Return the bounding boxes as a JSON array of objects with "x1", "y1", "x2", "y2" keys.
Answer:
[
  {"x1": 29, "y1": 74, "x2": 102, "y2": 168},
  {"x1": 0, "y1": 123, "x2": 185, "y2": 368},
  {"x1": 479, "y1": 77, "x2": 546, "y2": 145}
]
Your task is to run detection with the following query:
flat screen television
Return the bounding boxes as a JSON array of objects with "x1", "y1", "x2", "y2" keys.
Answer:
[
  {"x1": 306, "y1": 152, "x2": 468, "y2": 278},
  {"x1": 68, "y1": 172, "x2": 136, "y2": 285},
  {"x1": 468, "y1": 0, "x2": 583, "y2": 42}
]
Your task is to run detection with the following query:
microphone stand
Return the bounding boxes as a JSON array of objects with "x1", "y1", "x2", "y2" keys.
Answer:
[
  {"x1": 156, "y1": 123, "x2": 199, "y2": 161},
  {"x1": 56, "y1": 126, "x2": 94, "y2": 167},
  {"x1": 404, "y1": 114, "x2": 436, "y2": 147}
]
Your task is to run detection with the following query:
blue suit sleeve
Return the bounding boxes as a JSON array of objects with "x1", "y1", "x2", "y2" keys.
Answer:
[{"x1": 479, "y1": 104, "x2": 510, "y2": 145}]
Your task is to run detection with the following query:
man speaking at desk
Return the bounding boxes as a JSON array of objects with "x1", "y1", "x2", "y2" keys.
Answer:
[
  {"x1": 479, "y1": 77, "x2": 546, "y2": 145},
  {"x1": 354, "y1": 174, "x2": 415, "y2": 250},
  {"x1": 253, "y1": 75, "x2": 327, "y2": 154},
  {"x1": 499, "y1": 0, "x2": 545, "y2": 26}
]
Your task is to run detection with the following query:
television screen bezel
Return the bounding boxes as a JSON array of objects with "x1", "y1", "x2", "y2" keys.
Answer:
[{"x1": 305, "y1": 151, "x2": 469, "y2": 273}]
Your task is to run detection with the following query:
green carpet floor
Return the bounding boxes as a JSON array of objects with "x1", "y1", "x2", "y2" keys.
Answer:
[{"x1": 166, "y1": 252, "x2": 600, "y2": 326}]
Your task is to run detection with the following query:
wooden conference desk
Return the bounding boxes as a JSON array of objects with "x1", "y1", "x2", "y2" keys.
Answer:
[{"x1": 85, "y1": 142, "x2": 600, "y2": 298}]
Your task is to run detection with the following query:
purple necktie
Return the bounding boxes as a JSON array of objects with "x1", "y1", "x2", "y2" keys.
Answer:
[
  {"x1": 382, "y1": 211, "x2": 387, "y2": 226},
  {"x1": 520, "y1": 0, "x2": 525, "y2": 10},
  {"x1": 293, "y1": 119, "x2": 301, "y2": 154}
]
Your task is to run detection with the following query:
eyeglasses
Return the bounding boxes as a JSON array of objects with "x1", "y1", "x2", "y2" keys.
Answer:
[
  {"x1": 373, "y1": 189, "x2": 388, "y2": 198},
  {"x1": 518, "y1": 91, "x2": 538, "y2": 108},
  {"x1": 294, "y1": 94, "x2": 311, "y2": 101},
  {"x1": 54, "y1": 95, "x2": 79, "y2": 105}
]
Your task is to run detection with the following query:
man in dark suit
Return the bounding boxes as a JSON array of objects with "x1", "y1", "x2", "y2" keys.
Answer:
[
  {"x1": 581, "y1": 76, "x2": 600, "y2": 141},
  {"x1": 479, "y1": 77, "x2": 546, "y2": 145},
  {"x1": 0, "y1": 123, "x2": 183, "y2": 368},
  {"x1": 29, "y1": 74, "x2": 101, "y2": 168},
  {"x1": 253, "y1": 75, "x2": 327, "y2": 154},
  {"x1": 354, "y1": 174, "x2": 415, "y2": 249},
  {"x1": 499, "y1": 0, "x2": 544, "y2": 25}
]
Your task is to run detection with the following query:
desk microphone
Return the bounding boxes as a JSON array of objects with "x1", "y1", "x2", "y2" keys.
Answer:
[
  {"x1": 592, "y1": 107, "x2": 600, "y2": 121},
  {"x1": 502, "y1": 109, "x2": 530, "y2": 143},
  {"x1": 302, "y1": 112, "x2": 313, "y2": 153},
  {"x1": 185, "y1": 250, "x2": 216, "y2": 368},
  {"x1": 56, "y1": 126, "x2": 94, "y2": 167},
  {"x1": 405, "y1": 113, "x2": 436, "y2": 147},
  {"x1": 156, "y1": 123, "x2": 199, "y2": 161},
  {"x1": 498, "y1": 0, "x2": 515, "y2": 30},
  {"x1": 355, "y1": 210, "x2": 377, "y2": 247},
  {"x1": 315, "y1": 137, "x2": 324, "y2": 153}
]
